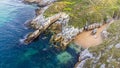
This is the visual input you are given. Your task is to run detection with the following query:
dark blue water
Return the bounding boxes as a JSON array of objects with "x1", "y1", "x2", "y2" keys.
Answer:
[{"x1": 0, "y1": 0, "x2": 78, "y2": 68}]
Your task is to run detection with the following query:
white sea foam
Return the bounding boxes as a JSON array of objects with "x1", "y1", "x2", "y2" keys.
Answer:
[{"x1": 19, "y1": 38, "x2": 25, "y2": 44}]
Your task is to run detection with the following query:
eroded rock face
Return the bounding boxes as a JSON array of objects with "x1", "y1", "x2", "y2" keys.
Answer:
[
  {"x1": 50, "y1": 25, "x2": 80, "y2": 49},
  {"x1": 79, "y1": 49, "x2": 93, "y2": 61},
  {"x1": 26, "y1": 14, "x2": 45, "y2": 29},
  {"x1": 24, "y1": 30, "x2": 41, "y2": 44},
  {"x1": 62, "y1": 26, "x2": 80, "y2": 40},
  {"x1": 24, "y1": 0, "x2": 39, "y2": 3},
  {"x1": 42, "y1": 12, "x2": 83, "y2": 49},
  {"x1": 24, "y1": 12, "x2": 70, "y2": 44},
  {"x1": 23, "y1": 0, "x2": 56, "y2": 7},
  {"x1": 23, "y1": 0, "x2": 81, "y2": 48},
  {"x1": 26, "y1": 12, "x2": 69, "y2": 29},
  {"x1": 75, "y1": 49, "x2": 93, "y2": 68}
]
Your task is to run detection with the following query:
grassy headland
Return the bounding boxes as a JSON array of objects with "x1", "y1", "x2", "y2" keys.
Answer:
[{"x1": 44, "y1": 0, "x2": 120, "y2": 28}]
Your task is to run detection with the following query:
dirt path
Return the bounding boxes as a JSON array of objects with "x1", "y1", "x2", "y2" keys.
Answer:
[{"x1": 74, "y1": 24, "x2": 109, "y2": 48}]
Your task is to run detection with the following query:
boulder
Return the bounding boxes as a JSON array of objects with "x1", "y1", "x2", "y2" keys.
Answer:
[
  {"x1": 115, "y1": 43, "x2": 120, "y2": 48},
  {"x1": 91, "y1": 28, "x2": 97, "y2": 35},
  {"x1": 101, "y1": 30, "x2": 109, "y2": 39}
]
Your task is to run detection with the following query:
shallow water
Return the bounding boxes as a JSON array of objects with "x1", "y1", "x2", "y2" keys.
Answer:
[{"x1": 0, "y1": 0, "x2": 78, "y2": 68}]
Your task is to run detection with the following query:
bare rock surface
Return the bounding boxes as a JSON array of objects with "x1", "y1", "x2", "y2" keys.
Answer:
[
  {"x1": 24, "y1": 12, "x2": 70, "y2": 44},
  {"x1": 75, "y1": 49, "x2": 93, "y2": 68},
  {"x1": 23, "y1": 0, "x2": 56, "y2": 7},
  {"x1": 115, "y1": 43, "x2": 120, "y2": 48},
  {"x1": 101, "y1": 30, "x2": 109, "y2": 39}
]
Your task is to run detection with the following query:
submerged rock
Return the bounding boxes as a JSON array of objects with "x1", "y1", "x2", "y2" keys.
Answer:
[{"x1": 57, "y1": 51, "x2": 72, "y2": 64}]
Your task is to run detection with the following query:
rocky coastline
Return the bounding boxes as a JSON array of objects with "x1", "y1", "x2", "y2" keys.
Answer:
[
  {"x1": 23, "y1": 0, "x2": 82, "y2": 49},
  {"x1": 23, "y1": 0, "x2": 56, "y2": 7},
  {"x1": 22, "y1": 0, "x2": 115, "y2": 48},
  {"x1": 22, "y1": 0, "x2": 120, "y2": 68}
]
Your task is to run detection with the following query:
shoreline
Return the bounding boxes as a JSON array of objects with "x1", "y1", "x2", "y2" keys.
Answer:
[
  {"x1": 22, "y1": 0, "x2": 120, "y2": 68},
  {"x1": 22, "y1": 0, "x2": 114, "y2": 49}
]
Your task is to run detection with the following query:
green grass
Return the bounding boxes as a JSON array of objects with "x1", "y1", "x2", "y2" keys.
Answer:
[
  {"x1": 83, "y1": 20, "x2": 120, "y2": 67},
  {"x1": 44, "y1": 0, "x2": 120, "y2": 28},
  {"x1": 43, "y1": 0, "x2": 120, "y2": 67}
]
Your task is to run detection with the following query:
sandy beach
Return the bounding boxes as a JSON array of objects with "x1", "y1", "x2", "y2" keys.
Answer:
[{"x1": 74, "y1": 24, "x2": 109, "y2": 48}]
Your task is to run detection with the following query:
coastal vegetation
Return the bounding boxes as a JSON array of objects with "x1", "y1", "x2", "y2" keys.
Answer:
[
  {"x1": 89, "y1": 20, "x2": 120, "y2": 54},
  {"x1": 44, "y1": 0, "x2": 120, "y2": 28},
  {"x1": 82, "y1": 20, "x2": 120, "y2": 68},
  {"x1": 23, "y1": 0, "x2": 120, "y2": 68}
]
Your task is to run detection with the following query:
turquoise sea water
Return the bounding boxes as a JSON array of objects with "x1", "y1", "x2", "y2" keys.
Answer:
[{"x1": 0, "y1": 0, "x2": 79, "y2": 68}]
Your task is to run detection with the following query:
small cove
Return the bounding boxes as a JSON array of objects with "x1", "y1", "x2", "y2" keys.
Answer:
[{"x1": 74, "y1": 22, "x2": 112, "y2": 48}]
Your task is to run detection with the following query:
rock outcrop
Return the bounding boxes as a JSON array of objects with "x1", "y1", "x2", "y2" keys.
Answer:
[
  {"x1": 50, "y1": 26, "x2": 80, "y2": 49},
  {"x1": 23, "y1": 0, "x2": 56, "y2": 7},
  {"x1": 23, "y1": 0, "x2": 79, "y2": 48},
  {"x1": 24, "y1": 12, "x2": 70, "y2": 44},
  {"x1": 84, "y1": 23, "x2": 102, "y2": 31},
  {"x1": 75, "y1": 49, "x2": 93, "y2": 68},
  {"x1": 101, "y1": 30, "x2": 109, "y2": 39}
]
